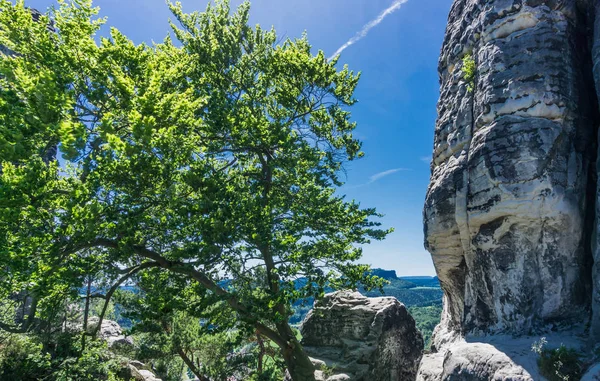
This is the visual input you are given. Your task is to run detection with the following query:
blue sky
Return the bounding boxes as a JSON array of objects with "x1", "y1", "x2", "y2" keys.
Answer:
[{"x1": 28, "y1": 0, "x2": 453, "y2": 275}]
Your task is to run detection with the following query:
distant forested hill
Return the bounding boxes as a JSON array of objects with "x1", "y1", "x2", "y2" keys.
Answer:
[{"x1": 115, "y1": 269, "x2": 443, "y2": 348}]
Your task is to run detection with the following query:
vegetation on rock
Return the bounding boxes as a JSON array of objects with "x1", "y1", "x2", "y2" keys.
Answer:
[
  {"x1": 531, "y1": 338, "x2": 583, "y2": 381},
  {"x1": 461, "y1": 53, "x2": 476, "y2": 93}
]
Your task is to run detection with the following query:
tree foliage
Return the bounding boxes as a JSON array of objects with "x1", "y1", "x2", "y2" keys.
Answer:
[{"x1": 0, "y1": 1, "x2": 391, "y2": 379}]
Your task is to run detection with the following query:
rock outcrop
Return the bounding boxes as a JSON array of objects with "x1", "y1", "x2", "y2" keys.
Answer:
[
  {"x1": 417, "y1": 326, "x2": 589, "y2": 381},
  {"x1": 90, "y1": 317, "x2": 135, "y2": 352},
  {"x1": 424, "y1": 0, "x2": 600, "y2": 344},
  {"x1": 300, "y1": 290, "x2": 423, "y2": 381},
  {"x1": 422, "y1": 0, "x2": 600, "y2": 378}
]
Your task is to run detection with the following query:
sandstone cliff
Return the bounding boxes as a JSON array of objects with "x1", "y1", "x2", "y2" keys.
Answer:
[
  {"x1": 422, "y1": 0, "x2": 600, "y2": 378},
  {"x1": 425, "y1": 0, "x2": 599, "y2": 344}
]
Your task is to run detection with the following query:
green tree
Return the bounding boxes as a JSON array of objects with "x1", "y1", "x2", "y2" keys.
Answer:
[{"x1": 0, "y1": 1, "x2": 390, "y2": 380}]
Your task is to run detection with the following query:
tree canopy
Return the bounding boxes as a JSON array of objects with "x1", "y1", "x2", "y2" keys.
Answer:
[{"x1": 0, "y1": 1, "x2": 391, "y2": 379}]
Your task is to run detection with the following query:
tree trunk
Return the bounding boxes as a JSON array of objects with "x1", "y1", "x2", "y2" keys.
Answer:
[
  {"x1": 256, "y1": 333, "x2": 265, "y2": 374},
  {"x1": 176, "y1": 347, "x2": 209, "y2": 381},
  {"x1": 81, "y1": 276, "x2": 92, "y2": 352},
  {"x1": 277, "y1": 324, "x2": 316, "y2": 381},
  {"x1": 282, "y1": 338, "x2": 316, "y2": 381}
]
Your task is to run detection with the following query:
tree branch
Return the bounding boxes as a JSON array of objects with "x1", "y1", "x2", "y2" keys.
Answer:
[
  {"x1": 90, "y1": 261, "x2": 161, "y2": 337},
  {"x1": 88, "y1": 238, "x2": 288, "y2": 348}
]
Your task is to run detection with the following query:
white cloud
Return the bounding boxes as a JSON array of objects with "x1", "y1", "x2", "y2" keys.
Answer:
[
  {"x1": 329, "y1": 0, "x2": 409, "y2": 60},
  {"x1": 368, "y1": 167, "x2": 409, "y2": 184},
  {"x1": 420, "y1": 156, "x2": 432, "y2": 164}
]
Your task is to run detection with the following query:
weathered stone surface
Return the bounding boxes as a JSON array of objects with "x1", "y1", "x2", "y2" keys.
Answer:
[
  {"x1": 300, "y1": 290, "x2": 423, "y2": 381},
  {"x1": 592, "y1": 0, "x2": 600, "y2": 345},
  {"x1": 119, "y1": 362, "x2": 163, "y2": 381},
  {"x1": 418, "y1": 343, "x2": 536, "y2": 381},
  {"x1": 582, "y1": 363, "x2": 600, "y2": 381},
  {"x1": 417, "y1": 328, "x2": 589, "y2": 381},
  {"x1": 422, "y1": 0, "x2": 600, "y2": 378},
  {"x1": 424, "y1": 0, "x2": 599, "y2": 349},
  {"x1": 88, "y1": 318, "x2": 134, "y2": 351}
]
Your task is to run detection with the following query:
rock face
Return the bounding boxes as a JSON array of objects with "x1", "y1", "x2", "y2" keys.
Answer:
[
  {"x1": 417, "y1": 344, "x2": 536, "y2": 381},
  {"x1": 417, "y1": 326, "x2": 588, "y2": 381},
  {"x1": 424, "y1": 0, "x2": 600, "y2": 350},
  {"x1": 592, "y1": 0, "x2": 600, "y2": 345},
  {"x1": 370, "y1": 268, "x2": 398, "y2": 280},
  {"x1": 422, "y1": 0, "x2": 600, "y2": 378},
  {"x1": 300, "y1": 290, "x2": 423, "y2": 381}
]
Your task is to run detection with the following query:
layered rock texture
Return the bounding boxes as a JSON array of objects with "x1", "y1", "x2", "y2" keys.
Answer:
[
  {"x1": 300, "y1": 291, "x2": 423, "y2": 381},
  {"x1": 422, "y1": 0, "x2": 600, "y2": 378},
  {"x1": 424, "y1": 0, "x2": 600, "y2": 343}
]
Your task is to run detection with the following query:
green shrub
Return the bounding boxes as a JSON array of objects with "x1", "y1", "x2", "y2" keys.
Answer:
[
  {"x1": 462, "y1": 53, "x2": 476, "y2": 93},
  {"x1": 0, "y1": 333, "x2": 124, "y2": 381},
  {"x1": 320, "y1": 364, "x2": 337, "y2": 379},
  {"x1": 0, "y1": 334, "x2": 51, "y2": 380},
  {"x1": 531, "y1": 338, "x2": 582, "y2": 381}
]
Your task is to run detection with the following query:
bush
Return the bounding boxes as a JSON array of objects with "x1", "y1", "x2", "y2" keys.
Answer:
[
  {"x1": 531, "y1": 338, "x2": 582, "y2": 381},
  {"x1": 0, "y1": 332, "x2": 124, "y2": 381},
  {"x1": 462, "y1": 53, "x2": 476, "y2": 92},
  {"x1": 0, "y1": 334, "x2": 51, "y2": 380}
]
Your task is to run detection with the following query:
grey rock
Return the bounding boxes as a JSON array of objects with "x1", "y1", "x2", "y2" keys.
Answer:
[
  {"x1": 124, "y1": 363, "x2": 163, "y2": 381},
  {"x1": 110, "y1": 336, "x2": 135, "y2": 353},
  {"x1": 129, "y1": 360, "x2": 146, "y2": 369},
  {"x1": 136, "y1": 369, "x2": 162, "y2": 381},
  {"x1": 582, "y1": 363, "x2": 600, "y2": 381},
  {"x1": 421, "y1": 0, "x2": 600, "y2": 378},
  {"x1": 424, "y1": 0, "x2": 599, "y2": 348},
  {"x1": 88, "y1": 317, "x2": 135, "y2": 352},
  {"x1": 90, "y1": 318, "x2": 123, "y2": 340},
  {"x1": 300, "y1": 290, "x2": 423, "y2": 381},
  {"x1": 592, "y1": 0, "x2": 600, "y2": 345},
  {"x1": 121, "y1": 360, "x2": 163, "y2": 381},
  {"x1": 417, "y1": 328, "x2": 588, "y2": 381},
  {"x1": 433, "y1": 342, "x2": 535, "y2": 381}
]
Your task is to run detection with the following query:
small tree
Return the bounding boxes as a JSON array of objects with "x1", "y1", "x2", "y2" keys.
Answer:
[{"x1": 0, "y1": 1, "x2": 390, "y2": 380}]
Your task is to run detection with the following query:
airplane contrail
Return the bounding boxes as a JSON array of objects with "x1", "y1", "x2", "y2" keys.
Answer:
[{"x1": 329, "y1": 0, "x2": 409, "y2": 60}]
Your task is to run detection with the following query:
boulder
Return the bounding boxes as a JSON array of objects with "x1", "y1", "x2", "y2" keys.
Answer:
[
  {"x1": 418, "y1": 343, "x2": 536, "y2": 381},
  {"x1": 86, "y1": 319, "x2": 160, "y2": 380},
  {"x1": 89, "y1": 317, "x2": 135, "y2": 352},
  {"x1": 119, "y1": 361, "x2": 162, "y2": 381},
  {"x1": 417, "y1": 328, "x2": 588, "y2": 381},
  {"x1": 300, "y1": 290, "x2": 423, "y2": 381}
]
